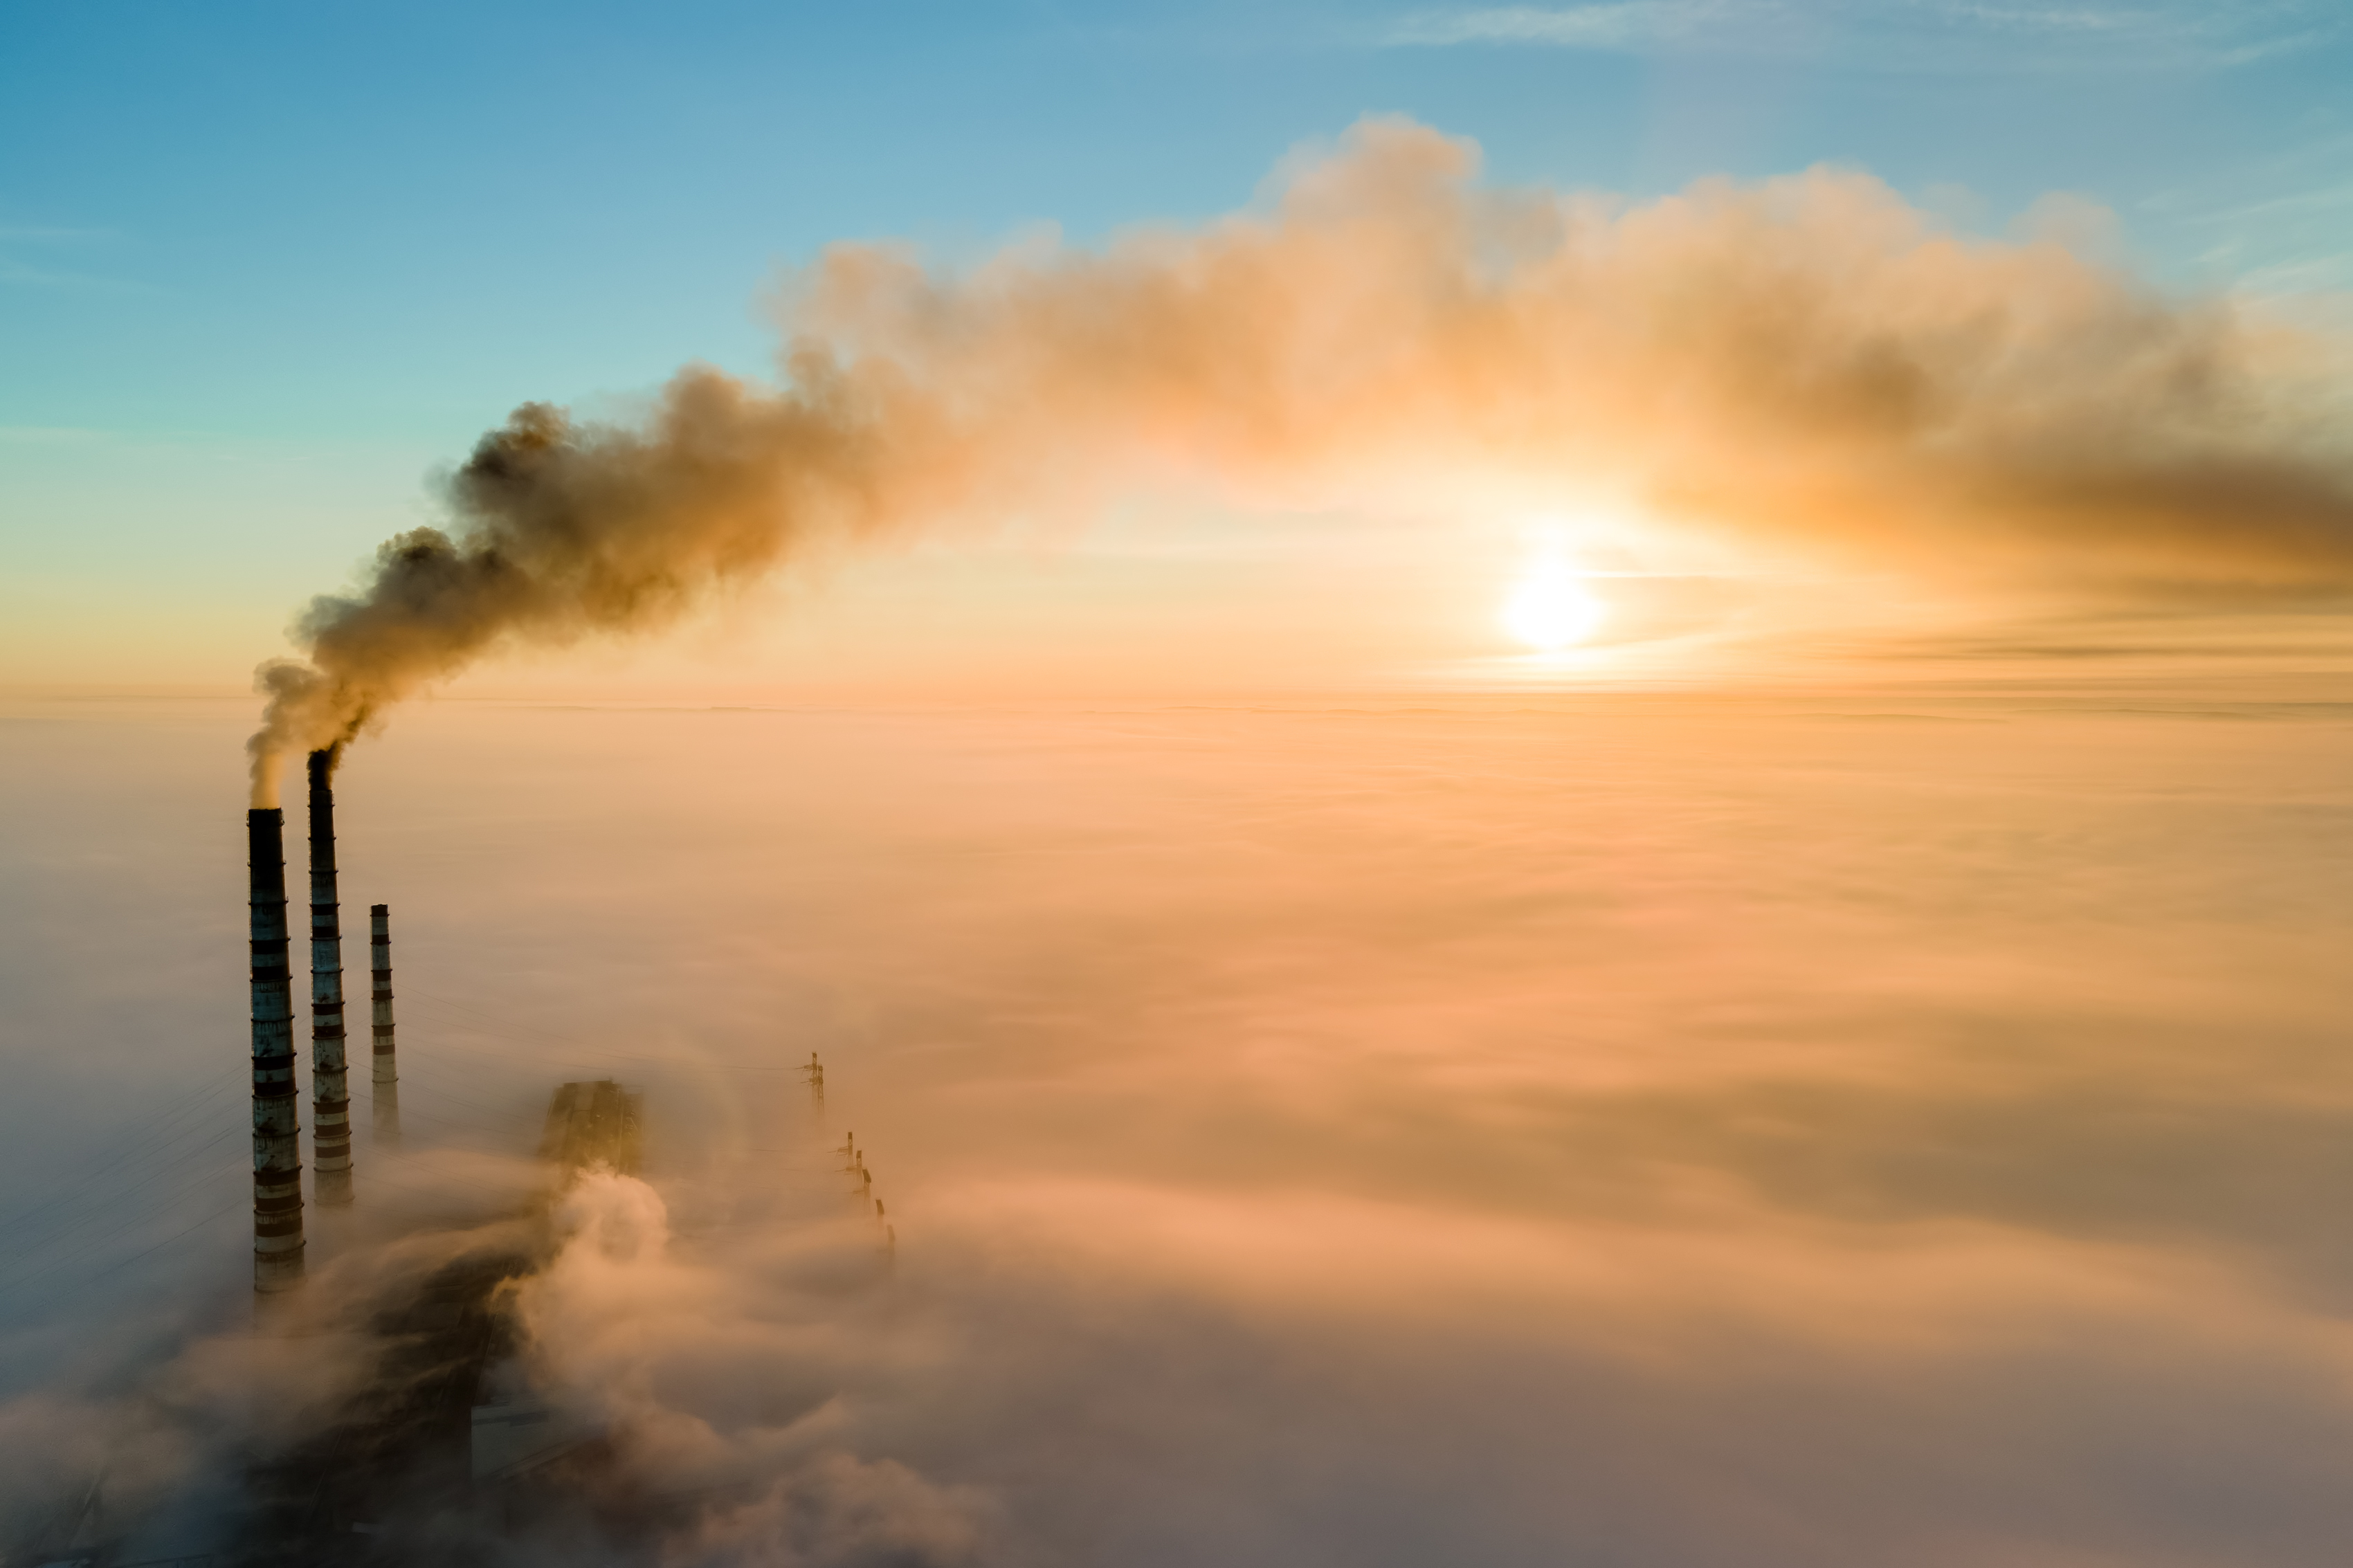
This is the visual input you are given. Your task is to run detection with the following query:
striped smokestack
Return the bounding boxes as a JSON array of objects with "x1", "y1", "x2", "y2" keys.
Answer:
[
  {"x1": 248, "y1": 808, "x2": 305, "y2": 1292},
  {"x1": 370, "y1": 902, "x2": 399, "y2": 1147},
  {"x1": 307, "y1": 751, "x2": 353, "y2": 1205}
]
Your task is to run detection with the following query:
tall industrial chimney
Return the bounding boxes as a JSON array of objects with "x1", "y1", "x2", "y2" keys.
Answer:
[
  {"x1": 307, "y1": 751, "x2": 354, "y2": 1206},
  {"x1": 248, "y1": 808, "x2": 305, "y2": 1293},
  {"x1": 370, "y1": 903, "x2": 400, "y2": 1147}
]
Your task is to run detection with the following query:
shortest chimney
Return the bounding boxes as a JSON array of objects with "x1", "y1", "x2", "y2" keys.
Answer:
[{"x1": 370, "y1": 904, "x2": 400, "y2": 1147}]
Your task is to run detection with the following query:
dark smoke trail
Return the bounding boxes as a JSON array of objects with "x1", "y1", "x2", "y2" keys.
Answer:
[
  {"x1": 247, "y1": 372, "x2": 900, "y2": 803},
  {"x1": 247, "y1": 119, "x2": 2353, "y2": 797}
]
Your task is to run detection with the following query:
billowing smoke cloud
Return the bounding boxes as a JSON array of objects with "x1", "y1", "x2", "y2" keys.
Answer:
[{"x1": 248, "y1": 117, "x2": 2353, "y2": 798}]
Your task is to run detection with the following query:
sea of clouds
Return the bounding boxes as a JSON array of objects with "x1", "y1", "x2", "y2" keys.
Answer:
[{"x1": 6, "y1": 687, "x2": 2353, "y2": 1564}]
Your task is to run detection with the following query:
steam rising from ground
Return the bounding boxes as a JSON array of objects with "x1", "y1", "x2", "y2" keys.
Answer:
[
  {"x1": 514, "y1": 1171, "x2": 993, "y2": 1566},
  {"x1": 249, "y1": 118, "x2": 2353, "y2": 800}
]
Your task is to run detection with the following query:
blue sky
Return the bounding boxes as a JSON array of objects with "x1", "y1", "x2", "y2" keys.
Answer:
[{"x1": 4, "y1": 0, "x2": 2350, "y2": 687}]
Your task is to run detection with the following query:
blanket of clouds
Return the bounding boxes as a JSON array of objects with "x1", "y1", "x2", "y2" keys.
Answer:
[{"x1": 6, "y1": 684, "x2": 2353, "y2": 1562}]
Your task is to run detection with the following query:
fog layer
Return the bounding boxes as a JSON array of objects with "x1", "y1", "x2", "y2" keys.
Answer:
[{"x1": 10, "y1": 689, "x2": 2353, "y2": 1562}]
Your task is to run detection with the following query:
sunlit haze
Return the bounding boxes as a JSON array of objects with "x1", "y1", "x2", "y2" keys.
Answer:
[{"x1": 1501, "y1": 530, "x2": 1612, "y2": 650}]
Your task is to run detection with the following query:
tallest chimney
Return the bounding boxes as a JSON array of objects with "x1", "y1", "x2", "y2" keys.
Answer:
[
  {"x1": 307, "y1": 751, "x2": 354, "y2": 1206},
  {"x1": 248, "y1": 808, "x2": 305, "y2": 1292}
]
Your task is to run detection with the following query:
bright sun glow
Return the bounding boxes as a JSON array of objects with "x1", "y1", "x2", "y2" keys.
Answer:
[{"x1": 1502, "y1": 558, "x2": 1608, "y2": 651}]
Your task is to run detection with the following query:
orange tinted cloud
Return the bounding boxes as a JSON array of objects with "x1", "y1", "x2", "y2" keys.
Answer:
[{"x1": 249, "y1": 119, "x2": 2353, "y2": 797}]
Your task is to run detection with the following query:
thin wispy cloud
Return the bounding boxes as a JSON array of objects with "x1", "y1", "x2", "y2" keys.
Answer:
[
  {"x1": 0, "y1": 225, "x2": 112, "y2": 244},
  {"x1": 0, "y1": 221, "x2": 138, "y2": 291},
  {"x1": 1383, "y1": 0, "x2": 2335, "y2": 69},
  {"x1": 1387, "y1": 0, "x2": 1750, "y2": 46},
  {"x1": 0, "y1": 428, "x2": 109, "y2": 446},
  {"x1": 2136, "y1": 130, "x2": 2353, "y2": 305}
]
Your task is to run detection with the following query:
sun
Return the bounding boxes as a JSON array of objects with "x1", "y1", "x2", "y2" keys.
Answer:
[{"x1": 1502, "y1": 558, "x2": 1608, "y2": 651}]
